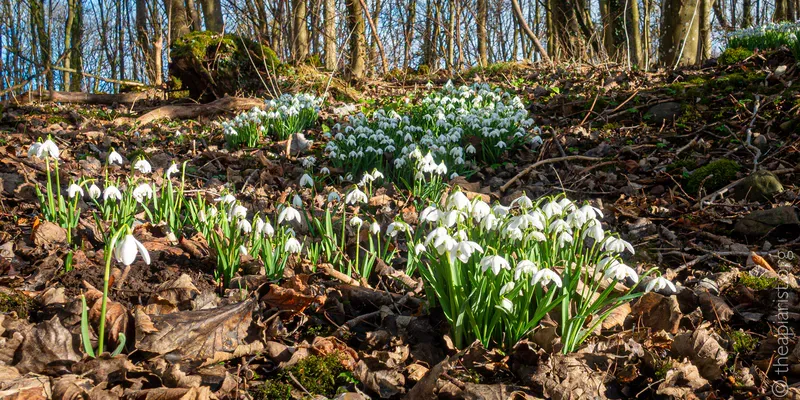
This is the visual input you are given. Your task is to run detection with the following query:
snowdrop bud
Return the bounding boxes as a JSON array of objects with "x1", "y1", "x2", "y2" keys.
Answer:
[
  {"x1": 166, "y1": 163, "x2": 180, "y2": 179},
  {"x1": 320, "y1": 167, "x2": 330, "y2": 175},
  {"x1": 239, "y1": 245, "x2": 249, "y2": 256},
  {"x1": 108, "y1": 150, "x2": 123, "y2": 165},
  {"x1": 114, "y1": 234, "x2": 151, "y2": 266},
  {"x1": 349, "y1": 216, "x2": 363, "y2": 227},
  {"x1": 327, "y1": 191, "x2": 341, "y2": 203},
  {"x1": 237, "y1": 219, "x2": 252, "y2": 233},
  {"x1": 370, "y1": 221, "x2": 381, "y2": 235},
  {"x1": 284, "y1": 237, "x2": 302, "y2": 253},
  {"x1": 134, "y1": 159, "x2": 152, "y2": 173},
  {"x1": 292, "y1": 194, "x2": 303, "y2": 208},
  {"x1": 215, "y1": 194, "x2": 236, "y2": 204},
  {"x1": 88, "y1": 184, "x2": 101, "y2": 199},
  {"x1": 67, "y1": 183, "x2": 84, "y2": 199},
  {"x1": 645, "y1": 276, "x2": 677, "y2": 293}
]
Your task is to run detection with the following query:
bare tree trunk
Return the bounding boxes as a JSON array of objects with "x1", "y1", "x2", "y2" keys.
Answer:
[
  {"x1": 600, "y1": 0, "x2": 643, "y2": 67},
  {"x1": 659, "y1": 0, "x2": 700, "y2": 67},
  {"x1": 421, "y1": 0, "x2": 433, "y2": 67},
  {"x1": 199, "y1": 0, "x2": 223, "y2": 31},
  {"x1": 697, "y1": 0, "x2": 713, "y2": 62},
  {"x1": 164, "y1": 0, "x2": 191, "y2": 43},
  {"x1": 68, "y1": 0, "x2": 83, "y2": 91},
  {"x1": 31, "y1": 0, "x2": 53, "y2": 89},
  {"x1": 548, "y1": 0, "x2": 596, "y2": 62},
  {"x1": 137, "y1": 0, "x2": 163, "y2": 84},
  {"x1": 185, "y1": 0, "x2": 202, "y2": 30},
  {"x1": 510, "y1": 0, "x2": 551, "y2": 65},
  {"x1": 403, "y1": 0, "x2": 417, "y2": 70},
  {"x1": 293, "y1": 0, "x2": 309, "y2": 60},
  {"x1": 446, "y1": 0, "x2": 455, "y2": 69},
  {"x1": 774, "y1": 0, "x2": 789, "y2": 21},
  {"x1": 741, "y1": 0, "x2": 752, "y2": 27},
  {"x1": 358, "y1": 0, "x2": 388, "y2": 74},
  {"x1": 347, "y1": 0, "x2": 366, "y2": 78},
  {"x1": 324, "y1": 0, "x2": 336, "y2": 69},
  {"x1": 476, "y1": 0, "x2": 487, "y2": 66}
]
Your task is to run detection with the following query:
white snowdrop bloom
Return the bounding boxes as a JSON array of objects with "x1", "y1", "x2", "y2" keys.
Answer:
[
  {"x1": 302, "y1": 156, "x2": 316, "y2": 168},
  {"x1": 447, "y1": 191, "x2": 471, "y2": 211},
  {"x1": 499, "y1": 281, "x2": 516, "y2": 296},
  {"x1": 604, "y1": 236, "x2": 635, "y2": 254},
  {"x1": 134, "y1": 159, "x2": 152, "y2": 173},
  {"x1": 239, "y1": 245, "x2": 249, "y2": 256},
  {"x1": 263, "y1": 222, "x2": 275, "y2": 237},
  {"x1": 345, "y1": 187, "x2": 368, "y2": 204},
  {"x1": 503, "y1": 227, "x2": 524, "y2": 241},
  {"x1": 557, "y1": 231, "x2": 573, "y2": 248},
  {"x1": 371, "y1": 169, "x2": 384, "y2": 180},
  {"x1": 230, "y1": 205, "x2": 248, "y2": 220},
  {"x1": 492, "y1": 205, "x2": 510, "y2": 217},
  {"x1": 453, "y1": 241, "x2": 483, "y2": 263},
  {"x1": 327, "y1": 191, "x2": 341, "y2": 203},
  {"x1": 480, "y1": 213, "x2": 498, "y2": 231},
  {"x1": 549, "y1": 219, "x2": 570, "y2": 234},
  {"x1": 114, "y1": 234, "x2": 151, "y2": 266},
  {"x1": 471, "y1": 201, "x2": 491, "y2": 222},
  {"x1": 480, "y1": 255, "x2": 511, "y2": 276},
  {"x1": 166, "y1": 163, "x2": 180, "y2": 179},
  {"x1": 67, "y1": 183, "x2": 84, "y2": 199},
  {"x1": 466, "y1": 144, "x2": 476, "y2": 155},
  {"x1": 579, "y1": 204, "x2": 603, "y2": 219},
  {"x1": 432, "y1": 232, "x2": 457, "y2": 255},
  {"x1": 645, "y1": 276, "x2": 677, "y2": 293},
  {"x1": 541, "y1": 201, "x2": 562, "y2": 218},
  {"x1": 387, "y1": 221, "x2": 412, "y2": 237},
  {"x1": 567, "y1": 209, "x2": 589, "y2": 229},
  {"x1": 514, "y1": 260, "x2": 538, "y2": 281},
  {"x1": 558, "y1": 197, "x2": 577, "y2": 212},
  {"x1": 320, "y1": 167, "x2": 330, "y2": 175},
  {"x1": 414, "y1": 243, "x2": 426, "y2": 254},
  {"x1": 88, "y1": 184, "x2": 102, "y2": 200},
  {"x1": 133, "y1": 184, "x2": 154, "y2": 203},
  {"x1": 107, "y1": 150, "x2": 123, "y2": 165},
  {"x1": 292, "y1": 194, "x2": 303, "y2": 208},
  {"x1": 603, "y1": 261, "x2": 639, "y2": 283},
  {"x1": 435, "y1": 161, "x2": 448, "y2": 175},
  {"x1": 496, "y1": 141, "x2": 506, "y2": 149},
  {"x1": 278, "y1": 206, "x2": 302, "y2": 225},
  {"x1": 584, "y1": 219, "x2": 605, "y2": 241},
  {"x1": 526, "y1": 230, "x2": 547, "y2": 242},
  {"x1": 29, "y1": 139, "x2": 60, "y2": 160},
  {"x1": 424, "y1": 227, "x2": 449, "y2": 247},
  {"x1": 254, "y1": 217, "x2": 265, "y2": 235},
  {"x1": 512, "y1": 195, "x2": 533, "y2": 209},
  {"x1": 531, "y1": 269, "x2": 562, "y2": 288},
  {"x1": 498, "y1": 298, "x2": 514, "y2": 314},
  {"x1": 349, "y1": 216, "x2": 364, "y2": 227},
  {"x1": 370, "y1": 221, "x2": 381, "y2": 235},
  {"x1": 215, "y1": 194, "x2": 236, "y2": 204},
  {"x1": 299, "y1": 174, "x2": 314, "y2": 187},
  {"x1": 103, "y1": 186, "x2": 123, "y2": 202},
  {"x1": 441, "y1": 210, "x2": 466, "y2": 227},
  {"x1": 237, "y1": 219, "x2": 252, "y2": 233},
  {"x1": 420, "y1": 206, "x2": 441, "y2": 222},
  {"x1": 284, "y1": 237, "x2": 303, "y2": 253}
]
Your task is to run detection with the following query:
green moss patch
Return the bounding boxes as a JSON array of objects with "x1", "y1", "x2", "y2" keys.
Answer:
[
  {"x1": 0, "y1": 290, "x2": 31, "y2": 318},
  {"x1": 250, "y1": 351, "x2": 353, "y2": 399},
  {"x1": 719, "y1": 47, "x2": 753, "y2": 65},
  {"x1": 686, "y1": 159, "x2": 740, "y2": 194},
  {"x1": 739, "y1": 272, "x2": 781, "y2": 290}
]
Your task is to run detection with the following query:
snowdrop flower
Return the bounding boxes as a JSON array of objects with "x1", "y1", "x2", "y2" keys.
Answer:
[
  {"x1": 88, "y1": 184, "x2": 102, "y2": 200},
  {"x1": 107, "y1": 150, "x2": 123, "y2": 165},
  {"x1": 499, "y1": 281, "x2": 516, "y2": 296},
  {"x1": 166, "y1": 163, "x2": 180, "y2": 179},
  {"x1": 450, "y1": 172, "x2": 459, "y2": 180},
  {"x1": 526, "y1": 230, "x2": 546, "y2": 242},
  {"x1": 492, "y1": 205, "x2": 510, "y2": 217},
  {"x1": 237, "y1": 219, "x2": 252, "y2": 233},
  {"x1": 215, "y1": 194, "x2": 236, "y2": 204},
  {"x1": 320, "y1": 167, "x2": 330, "y2": 175},
  {"x1": 239, "y1": 245, "x2": 249, "y2": 256},
  {"x1": 584, "y1": 219, "x2": 605, "y2": 241},
  {"x1": 299, "y1": 174, "x2": 314, "y2": 187},
  {"x1": 558, "y1": 198, "x2": 577, "y2": 212},
  {"x1": 541, "y1": 201, "x2": 562, "y2": 218},
  {"x1": 370, "y1": 221, "x2": 381, "y2": 235},
  {"x1": 603, "y1": 261, "x2": 639, "y2": 283},
  {"x1": 254, "y1": 217, "x2": 265, "y2": 235},
  {"x1": 292, "y1": 194, "x2": 303, "y2": 208},
  {"x1": 327, "y1": 191, "x2": 341, "y2": 203},
  {"x1": 480, "y1": 213, "x2": 498, "y2": 231},
  {"x1": 263, "y1": 221, "x2": 275, "y2": 237},
  {"x1": 447, "y1": 191, "x2": 471, "y2": 212},
  {"x1": 414, "y1": 243, "x2": 426, "y2": 254},
  {"x1": 420, "y1": 206, "x2": 441, "y2": 222},
  {"x1": 557, "y1": 231, "x2": 573, "y2": 248},
  {"x1": 345, "y1": 187, "x2": 368, "y2": 204},
  {"x1": 646, "y1": 276, "x2": 677, "y2": 293},
  {"x1": 441, "y1": 210, "x2": 466, "y2": 227},
  {"x1": 471, "y1": 201, "x2": 491, "y2": 222},
  {"x1": 114, "y1": 234, "x2": 151, "y2": 266},
  {"x1": 67, "y1": 183, "x2": 84, "y2": 199},
  {"x1": 604, "y1": 237, "x2": 635, "y2": 254},
  {"x1": 531, "y1": 269, "x2": 562, "y2": 287},
  {"x1": 350, "y1": 216, "x2": 364, "y2": 227},
  {"x1": 512, "y1": 195, "x2": 533, "y2": 209},
  {"x1": 496, "y1": 141, "x2": 506, "y2": 149},
  {"x1": 579, "y1": 204, "x2": 603, "y2": 219},
  {"x1": 134, "y1": 159, "x2": 152, "y2": 173},
  {"x1": 453, "y1": 241, "x2": 483, "y2": 263},
  {"x1": 284, "y1": 237, "x2": 303, "y2": 253},
  {"x1": 231, "y1": 205, "x2": 248, "y2": 219},
  {"x1": 498, "y1": 298, "x2": 514, "y2": 314},
  {"x1": 387, "y1": 221, "x2": 412, "y2": 237},
  {"x1": 103, "y1": 185, "x2": 123, "y2": 202},
  {"x1": 466, "y1": 144, "x2": 476, "y2": 154},
  {"x1": 133, "y1": 184, "x2": 154, "y2": 202},
  {"x1": 514, "y1": 260, "x2": 538, "y2": 281},
  {"x1": 28, "y1": 139, "x2": 60, "y2": 160},
  {"x1": 278, "y1": 206, "x2": 302, "y2": 225},
  {"x1": 480, "y1": 255, "x2": 511, "y2": 275}
]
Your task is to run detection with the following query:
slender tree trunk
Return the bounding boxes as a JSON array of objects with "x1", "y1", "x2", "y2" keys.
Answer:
[
  {"x1": 199, "y1": 0, "x2": 223, "y2": 31},
  {"x1": 510, "y1": 0, "x2": 551, "y2": 64},
  {"x1": 324, "y1": 0, "x2": 336, "y2": 69},
  {"x1": 659, "y1": 0, "x2": 700, "y2": 67},
  {"x1": 446, "y1": 0, "x2": 455, "y2": 69},
  {"x1": 741, "y1": 0, "x2": 752, "y2": 27},
  {"x1": 69, "y1": 0, "x2": 83, "y2": 91},
  {"x1": 31, "y1": 0, "x2": 53, "y2": 89},
  {"x1": 476, "y1": 0, "x2": 487, "y2": 66},
  {"x1": 422, "y1": 0, "x2": 433, "y2": 67},
  {"x1": 185, "y1": 0, "x2": 202, "y2": 30},
  {"x1": 347, "y1": 0, "x2": 366, "y2": 78},
  {"x1": 403, "y1": 0, "x2": 416, "y2": 70},
  {"x1": 164, "y1": 0, "x2": 191, "y2": 43},
  {"x1": 697, "y1": 0, "x2": 713, "y2": 62},
  {"x1": 600, "y1": 0, "x2": 642, "y2": 67},
  {"x1": 774, "y1": 0, "x2": 789, "y2": 21},
  {"x1": 293, "y1": 0, "x2": 309, "y2": 60}
]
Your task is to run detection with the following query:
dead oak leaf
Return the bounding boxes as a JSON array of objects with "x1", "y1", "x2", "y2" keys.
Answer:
[
  {"x1": 261, "y1": 276, "x2": 325, "y2": 317},
  {"x1": 672, "y1": 326, "x2": 728, "y2": 381},
  {"x1": 84, "y1": 282, "x2": 129, "y2": 342},
  {"x1": 14, "y1": 316, "x2": 81, "y2": 374},
  {"x1": 126, "y1": 386, "x2": 217, "y2": 400},
  {"x1": 150, "y1": 274, "x2": 200, "y2": 311}
]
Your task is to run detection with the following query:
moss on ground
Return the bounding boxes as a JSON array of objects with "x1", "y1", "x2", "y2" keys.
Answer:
[
  {"x1": 686, "y1": 159, "x2": 740, "y2": 194},
  {"x1": 739, "y1": 272, "x2": 781, "y2": 290},
  {"x1": 250, "y1": 351, "x2": 352, "y2": 400},
  {"x1": 719, "y1": 47, "x2": 753, "y2": 65},
  {"x1": 728, "y1": 329, "x2": 758, "y2": 353},
  {"x1": 0, "y1": 290, "x2": 31, "y2": 318}
]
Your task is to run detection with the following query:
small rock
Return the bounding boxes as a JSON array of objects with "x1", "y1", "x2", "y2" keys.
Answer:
[
  {"x1": 650, "y1": 185, "x2": 665, "y2": 196},
  {"x1": 332, "y1": 103, "x2": 358, "y2": 117},
  {"x1": 290, "y1": 132, "x2": 312, "y2": 155},
  {"x1": 734, "y1": 170, "x2": 783, "y2": 202},
  {"x1": 752, "y1": 134, "x2": 768, "y2": 151},
  {"x1": 645, "y1": 102, "x2": 682, "y2": 124},
  {"x1": 734, "y1": 206, "x2": 799, "y2": 237},
  {"x1": 774, "y1": 65, "x2": 788, "y2": 77},
  {"x1": 585, "y1": 141, "x2": 612, "y2": 157}
]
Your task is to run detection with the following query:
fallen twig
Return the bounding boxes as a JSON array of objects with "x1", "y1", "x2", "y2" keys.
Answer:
[{"x1": 501, "y1": 155, "x2": 603, "y2": 192}]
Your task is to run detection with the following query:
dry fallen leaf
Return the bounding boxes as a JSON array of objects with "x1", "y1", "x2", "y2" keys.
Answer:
[
  {"x1": 84, "y1": 281, "x2": 129, "y2": 342},
  {"x1": 14, "y1": 316, "x2": 81, "y2": 374},
  {"x1": 672, "y1": 326, "x2": 729, "y2": 381},
  {"x1": 630, "y1": 292, "x2": 682, "y2": 334},
  {"x1": 749, "y1": 251, "x2": 776, "y2": 273}
]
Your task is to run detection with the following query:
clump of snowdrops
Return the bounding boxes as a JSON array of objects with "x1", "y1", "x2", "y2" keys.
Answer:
[
  {"x1": 325, "y1": 81, "x2": 541, "y2": 189},
  {"x1": 727, "y1": 21, "x2": 800, "y2": 59},
  {"x1": 222, "y1": 93, "x2": 323, "y2": 148},
  {"x1": 411, "y1": 192, "x2": 673, "y2": 352}
]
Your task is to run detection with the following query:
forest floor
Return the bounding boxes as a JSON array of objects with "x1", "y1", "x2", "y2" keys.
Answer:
[{"x1": 0, "y1": 49, "x2": 799, "y2": 400}]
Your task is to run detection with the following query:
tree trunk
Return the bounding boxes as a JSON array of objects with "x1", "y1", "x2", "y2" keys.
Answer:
[
  {"x1": 697, "y1": 0, "x2": 713, "y2": 62},
  {"x1": 293, "y1": 0, "x2": 309, "y2": 60},
  {"x1": 324, "y1": 0, "x2": 336, "y2": 69},
  {"x1": 659, "y1": 0, "x2": 700, "y2": 67},
  {"x1": 446, "y1": 0, "x2": 455, "y2": 69},
  {"x1": 31, "y1": 0, "x2": 53, "y2": 89},
  {"x1": 421, "y1": 0, "x2": 433, "y2": 68},
  {"x1": 198, "y1": 0, "x2": 223, "y2": 31},
  {"x1": 741, "y1": 0, "x2": 752, "y2": 27},
  {"x1": 185, "y1": 0, "x2": 202, "y2": 30},
  {"x1": 164, "y1": 0, "x2": 191, "y2": 43},
  {"x1": 137, "y1": 0, "x2": 163, "y2": 84},
  {"x1": 548, "y1": 0, "x2": 596, "y2": 62},
  {"x1": 347, "y1": 0, "x2": 366, "y2": 78},
  {"x1": 476, "y1": 0, "x2": 487, "y2": 66},
  {"x1": 68, "y1": 0, "x2": 83, "y2": 91},
  {"x1": 510, "y1": 0, "x2": 551, "y2": 65},
  {"x1": 403, "y1": 0, "x2": 416, "y2": 70},
  {"x1": 774, "y1": 0, "x2": 789, "y2": 21},
  {"x1": 600, "y1": 0, "x2": 643, "y2": 67}
]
